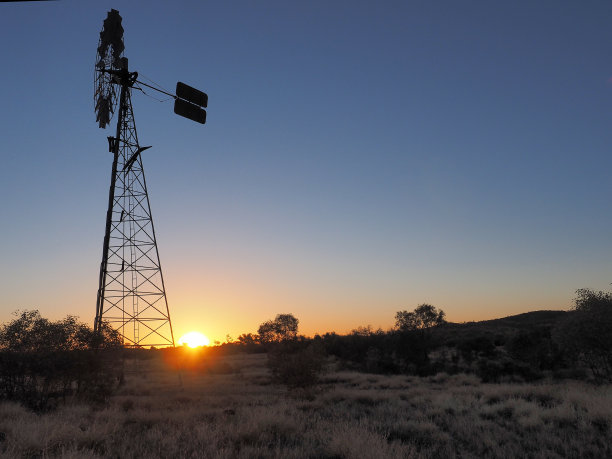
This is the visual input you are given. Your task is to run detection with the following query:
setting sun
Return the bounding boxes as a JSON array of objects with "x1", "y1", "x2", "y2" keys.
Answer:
[{"x1": 178, "y1": 331, "x2": 210, "y2": 348}]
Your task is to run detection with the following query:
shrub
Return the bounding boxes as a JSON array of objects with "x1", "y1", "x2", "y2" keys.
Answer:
[
  {"x1": 0, "y1": 310, "x2": 122, "y2": 411},
  {"x1": 267, "y1": 341, "x2": 326, "y2": 389},
  {"x1": 258, "y1": 314, "x2": 299, "y2": 345},
  {"x1": 458, "y1": 336, "x2": 497, "y2": 364},
  {"x1": 554, "y1": 289, "x2": 612, "y2": 381},
  {"x1": 476, "y1": 357, "x2": 541, "y2": 383},
  {"x1": 395, "y1": 304, "x2": 447, "y2": 374}
]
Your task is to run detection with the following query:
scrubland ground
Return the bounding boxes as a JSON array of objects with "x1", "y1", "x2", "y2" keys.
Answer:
[{"x1": 0, "y1": 353, "x2": 610, "y2": 458}]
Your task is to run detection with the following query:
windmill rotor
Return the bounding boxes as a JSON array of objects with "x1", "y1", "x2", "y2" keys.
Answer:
[
  {"x1": 94, "y1": 9, "x2": 125, "y2": 129},
  {"x1": 94, "y1": 9, "x2": 206, "y2": 129}
]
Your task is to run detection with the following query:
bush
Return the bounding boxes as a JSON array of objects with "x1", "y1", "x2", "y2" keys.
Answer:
[
  {"x1": 0, "y1": 310, "x2": 122, "y2": 411},
  {"x1": 258, "y1": 314, "x2": 299, "y2": 345},
  {"x1": 395, "y1": 304, "x2": 447, "y2": 374},
  {"x1": 476, "y1": 357, "x2": 542, "y2": 383},
  {"x1": 267, "y1": 341, "x2": 326, "y2": 389},
  {"x1": 554, "y1": 289, "x2": 612, "y2": 381},
  {"x1": 507, "y1": 327, "x2": 562, "y2": 371},
  {"x1": 458, "y1": 336, "x2": 497, "y2": 364}
]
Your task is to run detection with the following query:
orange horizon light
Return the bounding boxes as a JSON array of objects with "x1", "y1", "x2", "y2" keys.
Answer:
[{"x1": 178, "y1": 331, "x2": 210, "y2": 348}]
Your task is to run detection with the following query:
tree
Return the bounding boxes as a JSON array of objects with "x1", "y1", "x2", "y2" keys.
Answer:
[
  {"x1": 235, "y1": 333, "x2": 260, "y2": 353},
  {"x1": 257, "y1": 313, "x2": 299, "y2": 344},
  {"x1": 0, "y1": 310, "x2": 121, "y2": 352},
  {"x1": 255, "y1": 313, "x2": 324, "y2": 388},
  {"x1": 394, "y1": 304, "x2": 446, "y2": 374},
  {"x1": 395, "y1": 304, "x2": 446, "y2": 333},
  {"x1": 0, "y1": 310, "x2": 122, "y2": 411},
  {"x1": 267, "y1": 341, "x2": 325, "y2": 389},
  {"x1": 554, "y1": 289, "x2": 612, "y2": 381}
]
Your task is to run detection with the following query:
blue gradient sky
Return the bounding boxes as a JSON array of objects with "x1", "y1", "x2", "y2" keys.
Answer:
[{"x1": 1, "y1": 1, "x2": 612, "y2": 342}]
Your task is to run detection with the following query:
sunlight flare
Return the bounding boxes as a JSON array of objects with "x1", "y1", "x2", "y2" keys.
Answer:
[{"x1": 178, "y1": 331, "x2": 210, "y2": 348}]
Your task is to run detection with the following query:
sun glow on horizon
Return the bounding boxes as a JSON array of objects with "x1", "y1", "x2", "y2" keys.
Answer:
[{"x1": 178, "y1": 331, "x2": 210, "y2": 348}]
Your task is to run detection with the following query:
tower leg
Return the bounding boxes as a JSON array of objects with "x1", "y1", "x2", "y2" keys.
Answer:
[{"x1": 95, "y1": 81, "x2": 175, "y2": 348}]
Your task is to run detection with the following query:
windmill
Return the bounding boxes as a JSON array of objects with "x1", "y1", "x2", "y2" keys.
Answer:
[{"x1": 93, "y1": 9, "x2": 207, "y2": 347}]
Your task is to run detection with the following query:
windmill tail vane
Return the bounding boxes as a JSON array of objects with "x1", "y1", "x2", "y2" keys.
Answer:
[{"x1": 93, "y1": 9, "x2": 207, "y2": 348}]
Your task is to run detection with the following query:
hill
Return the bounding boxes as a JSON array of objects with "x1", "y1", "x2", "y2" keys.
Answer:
[{"x1": 434, "y1": 310, "x2": 567, "y2": 345}]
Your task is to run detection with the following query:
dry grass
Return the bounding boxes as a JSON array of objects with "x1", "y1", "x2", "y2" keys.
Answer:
[{"x1": 0, "y1": 353, "x2": 610, "y2": 458}]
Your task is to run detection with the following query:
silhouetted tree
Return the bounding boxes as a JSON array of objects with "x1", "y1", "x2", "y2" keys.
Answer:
[
  {"x1": 257, "y1": 314, "x2": 326, "y2": 388},
  {"x1": 554, "y1": 289, "x2": 612, "y2": 381},
  {"x1": 0, "y1": 310, "x2": 122, "y2": 411},
  {"x1": 395, "y1": 304, "x2": 446, "y2": 374},
  {"x1": 267, "y1": 341, "x2": 325, "y2": 389},
  {"x1": 235, "y1": 333, "x2": 261, "y2": 353},
  {"x1": 258, "y1": 313, "x2": 299, "y2": 344},
  {"x1": 395, "y1": 304, "x2": 446, "y2": 333}
]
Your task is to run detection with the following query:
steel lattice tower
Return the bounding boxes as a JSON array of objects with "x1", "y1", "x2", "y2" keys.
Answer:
[
  {"x1": 94, "y1": 74, "x2": 175, "y2": 348},
  {"x1": 93, "y1": 10, "x2": 207, "y2": 347}
]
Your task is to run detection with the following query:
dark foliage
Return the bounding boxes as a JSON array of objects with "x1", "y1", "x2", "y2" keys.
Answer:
[
  {"x1": 554, "y1": 289, "x2": 612, "y2": 381},
  {"x1": 434, "y1": 310, "x2": 567, "y2": 347},
  {"x1": 507, "y1": 327, "x2": 564, "y2": 371},
  {"x1": 395, "y1": 304, "x2": 447, "y2": 374},
  {"x1": 255, "y1": 314, "x2": 325, "y2": 388},
  {"x1": 163, "y1": 298, "x2": 608, "y2": 386},
  {"x1": 476, "y1": 357, "x2": 543, "y2": 382},
  {"x1": 315, "y1": 306, "x2": 447, "y2": 376},
  {"x1": 319, "y1": 327, "x2": 399, "y2": 374},
  {"x1": 457, "y1": 336, "x2": 497, "y2": 364},
  {"x1": 395, "y1": 304, "x2": 446, "y2": 332},
  {"x1": 258, "y1": 313, "x2": 299, "y2": 345},
  {"x1": 267, "y1": 339, "x2": 326, "y2": 389},
  {"x1": 0, "y1": 310, "x2": 122, "y2": 411},
  {"x1": 234, "y1": 333, "x2": 264, "y2": 353},
  {"x1": 316, "y1": 308, "x2": 584, "y2": 381}
]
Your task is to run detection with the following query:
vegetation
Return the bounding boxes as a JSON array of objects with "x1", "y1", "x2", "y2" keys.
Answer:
[
  {"x1": 554, "y1": 289, "x2": 612, "y2": 381},
  {"x1": 0, "y1": 353, "x2": 611, "y2": 458},
  {"x1": 0, "y1": 311, "x2": 122, "y2": 411},
  {"x1": 1, "y1": 288, "x2": 611, "y2": 455},
  {"x1": 257, "y1": 313, "x2": 325, "y2": 389},
  {"x1": 178, "y1": 293, "x2": 611, "y2": 386},
  {"x1": 267, "y1": 341, "x2": 325, "y2": 389},
  {"x1": 395, "y1": 303, "x2": 446, "y2": 332},
  {"x1": 257, "y1": 314, "x2": 299, "y2": 344}
]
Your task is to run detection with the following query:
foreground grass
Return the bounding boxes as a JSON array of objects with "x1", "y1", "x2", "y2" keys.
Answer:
[{"x1": 0, "y1": 353, "x2": 611, "y2": 458}]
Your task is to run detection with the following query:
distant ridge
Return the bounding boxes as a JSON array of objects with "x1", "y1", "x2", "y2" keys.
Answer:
[
  {"x1": 436, "y1": 310, "x2": 567, "y2": 343},
  {"x1": 461, "y1": 310, "x2": 566, "y2": 328}
]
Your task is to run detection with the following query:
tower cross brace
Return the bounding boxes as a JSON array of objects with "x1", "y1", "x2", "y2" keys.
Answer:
[{"x1": 94, "y1": 67, "x2": 175, "y2": 348}]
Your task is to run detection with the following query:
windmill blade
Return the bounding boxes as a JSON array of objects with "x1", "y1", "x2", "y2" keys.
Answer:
[
  {"x1": 176, "y1": 82, "x2": 207, "y2": 108},
  {"x1": 174, "y1": 98, "x2": 206, "y2": 124},
  {"x1": 133, "y1": 79, "x2": 208, "y2": 124}
]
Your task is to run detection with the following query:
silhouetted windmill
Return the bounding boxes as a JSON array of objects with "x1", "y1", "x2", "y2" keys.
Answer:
[{"x1": 93, "y1": 9, "x2": 207, "y2": 347}]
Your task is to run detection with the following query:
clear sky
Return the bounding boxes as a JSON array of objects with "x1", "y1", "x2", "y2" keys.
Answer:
[{"x1": 1, "y1": 1, "x2": 612, "y2": 343}]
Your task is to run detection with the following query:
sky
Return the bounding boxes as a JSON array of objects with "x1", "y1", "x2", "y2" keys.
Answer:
[{"x1": 1, "y1": 1, "x2": 612, "y2": 344}]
